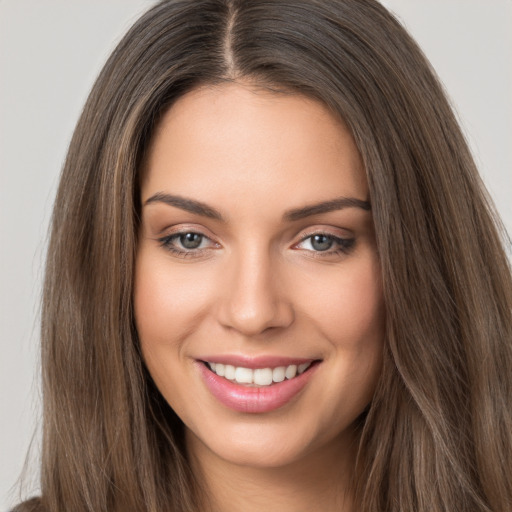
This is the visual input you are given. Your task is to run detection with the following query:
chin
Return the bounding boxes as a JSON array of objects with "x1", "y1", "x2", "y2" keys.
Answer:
[{"x1": 185, "y1": 408, "x2": 359, "y2": 471}]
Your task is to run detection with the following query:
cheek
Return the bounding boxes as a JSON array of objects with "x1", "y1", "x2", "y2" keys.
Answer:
[
  {"x1": 314, "y1": 259, "x2": 384, "y2": 422},
  {"x1": 304, "y1": 255, "x2": 385, "y2": 409},
  {"x1": 133, "y1": 250, "x2": 216, "y2": 419},
  {"x1": 134, "y1": 251, "x2": 214, "y2": 348},
  {"x1": 301, "y1": 257, "x2": 384, "y2": 349},
  {"x1": 133, "y1": 251, "x2": 209, "y2": 400}
]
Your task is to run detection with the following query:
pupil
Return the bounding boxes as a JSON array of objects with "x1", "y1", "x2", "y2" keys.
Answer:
[
  {"x1": 180, "y1": 233, "x2": 202, "y2": 249},
  {"x1": 311, "y1": 234, "x2": 333, "y2": 251}
]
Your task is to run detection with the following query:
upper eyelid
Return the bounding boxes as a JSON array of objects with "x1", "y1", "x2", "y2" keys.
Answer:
[
  {"x1": 299, "y1": 230, "x2": 341, "y2": 240},
  {"x1": 295, "y1": 225, "x2": 353, "y2": 240},
  {"x1": 158, "y1": 224, "x2": 217, "y2": 240}
]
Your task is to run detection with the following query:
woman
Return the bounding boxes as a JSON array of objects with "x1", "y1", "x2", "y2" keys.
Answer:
[{"x1": 13, "y1": 0, "x2": 512, "y2": 511}]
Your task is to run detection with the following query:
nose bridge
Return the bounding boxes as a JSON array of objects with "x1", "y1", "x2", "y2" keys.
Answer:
[{"x1": 219, "y1": 243, "x2": 293, "y2": 336}]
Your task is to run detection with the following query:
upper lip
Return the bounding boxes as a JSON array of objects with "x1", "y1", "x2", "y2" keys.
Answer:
[{"x1": 197, "y1": 354, "x2": 320, "y2": 369}]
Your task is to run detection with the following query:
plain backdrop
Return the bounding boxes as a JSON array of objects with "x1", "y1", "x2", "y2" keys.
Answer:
[{"x1": 1, "y1": 1, "x2": 511, "y2": 509}]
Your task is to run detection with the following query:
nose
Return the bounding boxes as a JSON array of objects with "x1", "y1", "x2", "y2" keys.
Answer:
[{"x1": 217, "y1": 248, "x2": 294, "y2": 337}]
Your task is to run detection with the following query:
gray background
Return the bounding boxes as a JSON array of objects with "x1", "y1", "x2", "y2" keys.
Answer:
[{"x1": 1, "y1": 1, "x2": 511, "y2": 508}]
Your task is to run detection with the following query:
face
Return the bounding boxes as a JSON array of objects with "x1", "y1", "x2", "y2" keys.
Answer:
[{"x1": 135, "y1": 83, "x2": 384, "y2": 470}]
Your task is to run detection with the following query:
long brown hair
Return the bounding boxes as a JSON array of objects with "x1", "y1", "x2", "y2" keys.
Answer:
[{"x1": 15, "y1": 1, "x2": 512, "y2": 511}]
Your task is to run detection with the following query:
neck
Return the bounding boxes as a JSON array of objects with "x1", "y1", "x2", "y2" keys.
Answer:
[{"x1": 187, "y1": 430, "x2": 358, "y2": 512}]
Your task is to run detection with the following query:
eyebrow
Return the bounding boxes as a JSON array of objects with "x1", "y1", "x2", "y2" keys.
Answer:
[
  {"x1": 283, "y1": 197, "x2": 371, "y2": 221},
  {"x1": 144, "y1": 192, "x2": 371, "y2": 222},
  {"x1": 144, "y1": 192, "x2": 224, "y2": 220}
]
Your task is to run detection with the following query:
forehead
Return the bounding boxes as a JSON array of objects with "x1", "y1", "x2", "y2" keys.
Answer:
[{"x1": 141, "y1": 82, "x2": 367, "y2": 211}]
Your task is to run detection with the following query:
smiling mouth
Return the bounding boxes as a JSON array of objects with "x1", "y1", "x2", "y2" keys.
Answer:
[{"x1": 203, "y1": 360, "x2": 319, "y2": 387}]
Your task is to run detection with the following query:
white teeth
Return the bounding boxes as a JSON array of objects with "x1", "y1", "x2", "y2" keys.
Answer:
[
  {"x1": 285, "y1": 364, "x2": 297, "y2": 379},
  {"x1": 224, "y1": 364, "x2": 236, "y2": 380},
  {"x1": 272, "y1": 366, "x2": 286, "y2": 383},
  {"x1": 207, "y1": 361, "x2": 313, "y2": 386},
  {"x1": 254, "y1": 368, "x2": 273, "y2": 386},
  {"x1": 298, "y1": 362, "x2": 310, "y2": 374},
  {"x1": 235, "y1": 367, "x2": 253, "y2": 384}
]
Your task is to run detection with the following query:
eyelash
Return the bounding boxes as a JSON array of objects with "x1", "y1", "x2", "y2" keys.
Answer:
[{"x1": 157, "y1": 230, "x2": 355, "y2": 259}]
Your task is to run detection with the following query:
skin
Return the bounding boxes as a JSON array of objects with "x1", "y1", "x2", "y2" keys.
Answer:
[{"x1": 134, "y1": 82, "x2": 385, "y2": 512}]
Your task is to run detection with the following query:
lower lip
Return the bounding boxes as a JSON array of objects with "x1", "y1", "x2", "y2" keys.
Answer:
[{"x1": 196, "y1": 361, "x2": 319, "y2": 413}]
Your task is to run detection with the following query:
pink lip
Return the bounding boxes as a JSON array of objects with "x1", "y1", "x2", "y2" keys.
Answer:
[{"x1": 196, "y1": 359, "x2": 320, "y2": 414}]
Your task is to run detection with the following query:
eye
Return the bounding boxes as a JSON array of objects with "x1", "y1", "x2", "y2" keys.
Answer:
[
  {"x1": 295, "y1": 233, "x2": 355, "y2": 255},
  {"x1": 158, "y1": 230, "x2": 218, "y2": 257},
  {"x1": 306, "y1": 234, "x2": 334, "y2": 251},
  {"x1": 177, "y1": 232, "x2": 205, "y2": 249}
]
